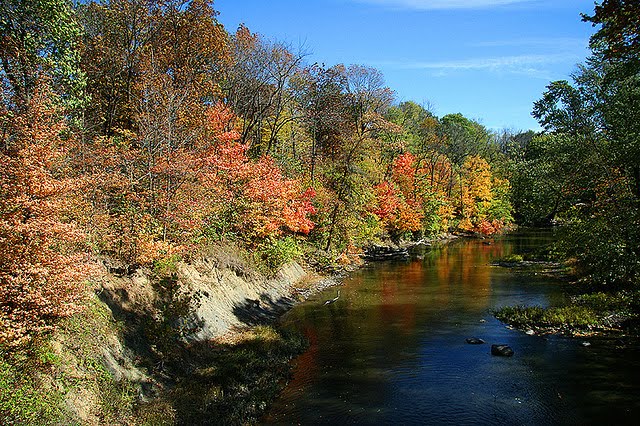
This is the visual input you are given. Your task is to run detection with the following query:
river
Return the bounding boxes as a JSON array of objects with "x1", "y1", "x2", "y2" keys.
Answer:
[{"x1": 264, "y1": 230, "x2": 640, "y2": 425}]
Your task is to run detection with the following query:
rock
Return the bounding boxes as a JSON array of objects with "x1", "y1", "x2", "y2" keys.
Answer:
[
  {"x1": 525, "y1": 329, "x2": 535, "y2": 336},
  {"x1": 466, "y1": 337, "x2": 485, "y2": 344},
  {"x1": 581, "y1": 341, "x2": 591, "y2": 347},
  {"x1": 363, "y1": 245, "x2": 410, "y2": 261},
  {"x1": 491, "y1": 344, "x2": 514, "y2": 357}
]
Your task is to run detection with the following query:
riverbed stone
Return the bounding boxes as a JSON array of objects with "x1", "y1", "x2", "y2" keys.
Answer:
[
  {"x1": 466, "y1": 337, "x2": 485, "y2": 344},
  {"x1": 491, "y1": 344, "x2": 514, "y2": 357}
]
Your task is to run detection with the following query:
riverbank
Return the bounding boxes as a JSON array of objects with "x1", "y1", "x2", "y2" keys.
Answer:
[
  {"x1": 492, "y1": 257, "x2": 640, "y2": 340},
  {"x1": 0, "y1": 238, "x2": 393, "y2": 423},
  {"x1": 2, "y1": 233, "x2": 470, "y2": 424}
]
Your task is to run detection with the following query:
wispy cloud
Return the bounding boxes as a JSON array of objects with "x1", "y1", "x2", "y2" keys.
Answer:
[
  {"x1": 371, "y1": 53, "x2": 577, "y2": 78},
  {"x1": 353, "y1": 0, "x2": 539, "y2": 10},
  {"x1": 471, "y1": 37, "x2": 589, "y2": 50}
]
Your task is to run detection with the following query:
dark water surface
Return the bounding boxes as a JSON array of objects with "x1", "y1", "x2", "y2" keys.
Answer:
[{"x1": 264, "y1": 230, "x2": 640, "y2": 425}]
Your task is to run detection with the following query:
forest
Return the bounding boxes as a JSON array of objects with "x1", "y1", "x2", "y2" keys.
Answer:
[
  {"x1": 1, "y1": 0, "x2": 639, "y2": 423},
  {"x1": 0, "y1": 0, "x2": 518, "y2": 348}
]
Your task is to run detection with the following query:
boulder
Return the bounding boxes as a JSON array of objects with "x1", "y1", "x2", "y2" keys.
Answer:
[
  {"x1": 491, "y1": 344, "x2": 514, "y2": 357},
  {"x1": 465, "y1": 337, "x2": 485, "y2": 344}
]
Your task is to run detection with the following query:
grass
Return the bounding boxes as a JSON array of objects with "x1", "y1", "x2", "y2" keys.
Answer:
[
  {"x1": 0, "y1": 295, "x2": 147, "y2": 425},
  {"x1": 0, "y1": 346, "x2": 66, "y2": 424},
  {"x1": 142, "y1": 325, "x2": 307, "y2": 425},
  {"x1": 494, "y1": 305, "x2": 599, "y2": 329},
  {"x1": 494, "y1": 290, "x2": 640, "y2": 334},
  {"x1": 497, "y1": 253, "x2": 524, "y2": 263}
]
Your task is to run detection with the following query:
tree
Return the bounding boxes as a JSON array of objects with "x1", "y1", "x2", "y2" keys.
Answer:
[
  {"x1": 439, "y1": 113, "x2": 496, "y2": 166},
  {"x1": 223, "y1": 25, "x2": 305, "y2": 155},
  {"x1": 526, "y1": 0, "x2": 640, "y2": 286},
  {"x1": 0, "y1": 84, "x2": 89, "y2": 347},
  {"x1": 79, "y1": 0, "x2": 156, "y2": 136},
  {"x1": 0, "y1": 0, "x2": 85, "y2": 110},
  {"x1": 582, "y1": 0, "x2": 640, "y2": 61}
]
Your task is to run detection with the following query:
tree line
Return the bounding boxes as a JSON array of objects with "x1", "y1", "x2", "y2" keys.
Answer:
[
  {"x1": 508, "y1": 0, "x2": 640, "y2": 289},
  {"x1": 7, "y1": 0, "x2": 638, "y2": 350},
  {"x1": 1, "y1": 0, "x2": 518, "y2": 347}
]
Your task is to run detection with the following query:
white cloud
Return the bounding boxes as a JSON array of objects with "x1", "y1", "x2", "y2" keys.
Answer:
[
  {"x1": 371, "y1": 53, "x2": 577, "y2": 78},
  {"x1": 353, "y1": 0, "x2": 539, "y2": 10},
  {"x1": 471, "y1": 37, "x2": 588, "y2": 49},
  {"x1": 405, "y1": 54, "x2": 566, "y2": 69}
]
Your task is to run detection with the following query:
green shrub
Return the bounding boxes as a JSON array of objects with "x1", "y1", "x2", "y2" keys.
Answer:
[
  {"x1": 256, "y1": 237, "x2": 302, "y2": 271},
  {"x1": 498, "y1": 253, "x2": 524, "y2": 263}
]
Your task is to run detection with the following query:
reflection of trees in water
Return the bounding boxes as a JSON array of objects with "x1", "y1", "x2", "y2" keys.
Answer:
[
  {"x1": 380, "y1": 279, "x2": 416, "y2": 336},
  {"x1": 279, "y1": 237, "x2": 539, "y2": 403},
  {"x1": 432, "y1": 241, "x2": 508, "y2": 311}
]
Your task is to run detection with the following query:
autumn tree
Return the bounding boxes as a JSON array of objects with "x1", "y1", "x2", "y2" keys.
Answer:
[
  {"x1": 223, "y1": 25, "x2": 305, "y2": 155},
  {"x1": 0, "y1": 84, "x2": 89, "y2": 347},
  {"x1": 312, "y1": 65, "x2": 398, "y2": 251},
  {"x1": 290, "y1": 63, "x2": 348, "y2": 181},
  {"x1": 78, "y1": 0, "x2": 154, "y2": 136}
]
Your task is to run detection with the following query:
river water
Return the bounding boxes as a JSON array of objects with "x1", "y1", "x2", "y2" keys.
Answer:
[{"x1": 264, "y1": 230, "x2": 640, "y2": 425}]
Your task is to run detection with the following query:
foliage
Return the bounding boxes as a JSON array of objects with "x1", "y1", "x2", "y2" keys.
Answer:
[
  {"x1": 582, "y1": 0, "x2": 640, "y2": 61},
  {"x1": 458, "y1": 156, "x2": 512, "y2": 234},
  {"x1": 256, "y1": 236, "x2": 303, "y2": 271},
  {"x1": 522, "y1": 1, "x2": 640, "y2": 287},
  {"x1": 0, "y1": 84, "x2": 90, "y2": 348},
  {"x1": 0, "y1": 0, "x2": 85, "y2": 110}
]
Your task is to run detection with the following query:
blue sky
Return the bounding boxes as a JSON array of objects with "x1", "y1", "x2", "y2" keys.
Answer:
[{"x1": 214, "y1": 0, "x2": 597, "y2": 131}]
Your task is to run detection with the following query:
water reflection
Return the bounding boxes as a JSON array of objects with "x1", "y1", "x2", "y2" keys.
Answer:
[{"x1": 265, "y1": 230, "x2": 640, "y2": 425}]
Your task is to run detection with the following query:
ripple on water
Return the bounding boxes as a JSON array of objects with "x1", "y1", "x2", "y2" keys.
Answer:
[{"x1": 266, "y1": 231, "x2": 640, "y2": 425}]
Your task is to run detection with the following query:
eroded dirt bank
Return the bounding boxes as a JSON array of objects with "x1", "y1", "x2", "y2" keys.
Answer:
[{"x1": 47, "y1": 246, "x2": 342, "y2": 424}]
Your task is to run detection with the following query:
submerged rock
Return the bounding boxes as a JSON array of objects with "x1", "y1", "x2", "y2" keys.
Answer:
[
  {"x1": 466, "y1": 337, "x2": 485, "y2": 344},
  {"x1": 491, "y1": 344, "x2": 514, "y2": 357}
]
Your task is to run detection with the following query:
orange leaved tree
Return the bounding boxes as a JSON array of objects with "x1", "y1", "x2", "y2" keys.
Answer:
[{"x1": 0, "y1": 86, "x2": 90, "y2": 347}]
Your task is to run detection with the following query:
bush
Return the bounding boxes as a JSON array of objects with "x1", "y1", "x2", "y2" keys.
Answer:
[{"x1": 256, "y1": 237, "x2": 302, "y2": 271}]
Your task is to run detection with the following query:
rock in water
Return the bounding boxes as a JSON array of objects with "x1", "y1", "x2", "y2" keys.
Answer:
[
  {"x1": 491, "y1": 344, "x2": 514, "y2": 357},
  {"x1": 466, "y1": 337, "x2": 485, "y2": 344}
]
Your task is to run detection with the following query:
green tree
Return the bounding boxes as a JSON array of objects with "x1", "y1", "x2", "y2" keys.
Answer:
[
  {"x1": 0, "y1": 0, "x2": 85, "y2": 110},
  {"x1": 527, "y1": 1, "x2": 640, "y2": 287}
]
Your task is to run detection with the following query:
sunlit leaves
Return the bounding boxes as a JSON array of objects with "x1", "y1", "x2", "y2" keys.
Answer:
[{"x1": 0, "y1": 85, "x2": 90, "y2": 347}]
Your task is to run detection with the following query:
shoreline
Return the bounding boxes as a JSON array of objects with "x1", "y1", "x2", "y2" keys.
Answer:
[{"x1": 492, "y1": 260, "x2": 640, "y2": 342}]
